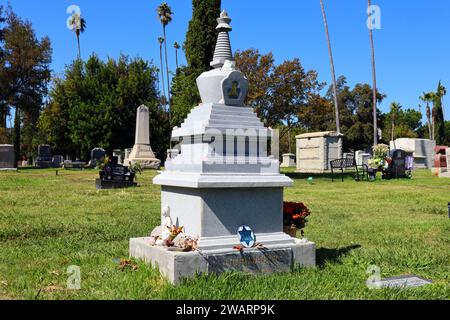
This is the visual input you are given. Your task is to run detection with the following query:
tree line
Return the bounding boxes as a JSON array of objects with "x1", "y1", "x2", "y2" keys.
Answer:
[{"x1": 0, "y1": 2, "x2": 448, "y2": 165}]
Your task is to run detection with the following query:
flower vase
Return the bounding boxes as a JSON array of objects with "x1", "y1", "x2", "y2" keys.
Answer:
[{"x1": 283, "y1": 226, "x2": 297, "y2": 238}]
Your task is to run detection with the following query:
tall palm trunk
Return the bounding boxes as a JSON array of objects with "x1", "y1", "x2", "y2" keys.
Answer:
[
  {"x1": 76, "y1": 32, "x2": 81, "y2": 59},
  {"x1": 163, "y1": 26, "x2": 171, "y2": 125},
  {"x1": 159, "y1": 44, "x2": 166, "y2": 106},
  {"x1": 426, "y1": 104, "x2": 432, "y2": 140},
  {"x1": 391, "y1": 119, "x2": 395, "y2": 141},
  {"x1": 319, "y1": 0, "x2": 340, "y2": 133},
  {"x1": 175, "y1": 48, "x2": 179, "y2": 70},
  {"x1": 368, "y1": 0, "x2": 378, "y2": 146}
]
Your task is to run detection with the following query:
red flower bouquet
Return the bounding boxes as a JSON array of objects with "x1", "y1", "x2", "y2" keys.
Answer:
[{"x1": 283, "y1": 202, "x2": 311, "y2": 236}]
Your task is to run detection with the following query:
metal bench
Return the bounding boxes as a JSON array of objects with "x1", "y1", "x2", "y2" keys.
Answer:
[{"x1": 330, "y1": 158, "x2": 369, "y2": 182}]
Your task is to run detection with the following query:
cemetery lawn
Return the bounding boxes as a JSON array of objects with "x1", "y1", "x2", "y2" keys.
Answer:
[{"x1": 0, "y1": 168, "x2": 449, "y2": 300}]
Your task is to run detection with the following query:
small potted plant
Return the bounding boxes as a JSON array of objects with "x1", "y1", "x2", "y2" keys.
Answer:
[{"x1": 283, "y1": 201, "x2": 311, "y2": 238}]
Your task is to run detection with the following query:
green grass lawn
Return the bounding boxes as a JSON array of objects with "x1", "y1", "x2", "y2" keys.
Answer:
[{"x1": 0, "y1": 168, "x2": 449, "y2": 300}]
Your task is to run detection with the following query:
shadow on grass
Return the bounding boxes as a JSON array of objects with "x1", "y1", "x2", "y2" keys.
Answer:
[
  {"x1": 285, "y1": 172, "x2": 368, "y2": 182},
  {"x1": 316, "y1": 244, "x2": 362, "y2": 267}
]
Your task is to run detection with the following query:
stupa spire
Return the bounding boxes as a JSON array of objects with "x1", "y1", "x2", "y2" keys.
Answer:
[{"x1": 210, "y1": 10, "x2": 233, "y2": 69}]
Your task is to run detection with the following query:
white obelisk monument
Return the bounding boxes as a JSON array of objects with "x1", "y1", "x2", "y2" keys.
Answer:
[{"x1": 125, "y1": 105, "x2": 161, "y2": 169}]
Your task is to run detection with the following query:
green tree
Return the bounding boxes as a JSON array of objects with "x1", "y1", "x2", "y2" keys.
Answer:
[
  {"x1": 174, "y1": 41, "x2": 180, "y2": 69},
  {"x1": 38, "y1": 55, "x2": 167, "y2": 160},
  {"x1": 420, "y1": 92, "x2": 434, "y2": 139},
  {"x1": 335, "y1": 81, "x2": 385, "y2": 150},
  {"x1": 1, "y1": 7, "x2": 51, "y2": 163},
  {"x1": 389, "y1": 102, "x2": 401, "y2": 141},
  {"x1": 434, "y1": 81, "x2": 446, "y2": 145},
  {"x1": 170, "y1": 0, "x2": 221, "y2": 126}
]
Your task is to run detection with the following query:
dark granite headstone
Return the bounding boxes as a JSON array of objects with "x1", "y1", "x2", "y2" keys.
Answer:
[
  {"x1": 52, "y1": 155, "x2": 64, "y2": 168},
  {"x1": 96, "y1": 156, "x2": 136, "y2": 189},
  {"x1": 0, "y1": 144, "x2": 15, "y2": 169},
  {"x1": 36, "y1": 144, "x2": 53, "y2": 168},
  {"x1": 89, "y1": 147, "x2": 106, "y2": 168},
  {"x1": 383, "y1": 149, "x2": 411, "y2": 179}
]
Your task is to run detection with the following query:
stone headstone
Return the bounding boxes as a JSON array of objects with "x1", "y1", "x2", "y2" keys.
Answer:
[
  {"x1": 113, "y1": 149, "x2": 123, "y2": 164},
  {"x1": 89, "y1": 148, "x2": 106, "y2": 168},
  {"x1": 280, "y1": 153, "x2": 296, "y2": 168},
  {"x1": 125, "y1": 105, "x2": 161, "y2": 169},
  {"x1": 383, "y1": 149, "x2": 410, "y2": 179},
  {"x1": 124, "y1": 148, "x2": 132, "y2": 165},
  {"x1": 36, "y1": 144, "x2": 52, "y2": 168},
  {"x1": 390, "y1": 138, "x2": 435, "y2": 169},
  {"x1": 52, "y1": 155, "x2": 64, "y2": 168},
  {"x1": 438, "y1": 148, "x2": 450, "y2": 178},
  {"x1": 295, "y1": 131, "x2": 343, "y2": 173},
  {"x1": 355, "y1": 150, "x2": 371, "y2": 166},
  {"x1": 0, "y1": 144, "x2": 15, "y2": 170},
  {"x1": 447, "y1": 148, "x2": 450, "y2": 169},
  {"x1": 130, "y1": 10, "x2": 315, "y2": 284}
]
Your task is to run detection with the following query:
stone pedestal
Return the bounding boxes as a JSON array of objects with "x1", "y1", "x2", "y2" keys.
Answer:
[
  {"x1": 295, "y1": 131, "x2": 343, "y2": 173},
  {"x1": 125, "y1": 105, "x2": 160, "y2": 169},
  {"x1": 0, "y1": 144, "x2": 16, "y2": 171},
  {"x1": 130, "y1": 237, "x2": 315, "y2": 284},
  {"x1": 355, "y1": 150, "x2": 371, "y2": 166},
  {"x1": 129, "y1": 10, "x2": 315, "y2": 284},
  {"x1": 280, "y1": 153, "x2": 296, "y2": 168},
  {"x1": 438, "y1": 148, "x2": 450, "y2": 178}
]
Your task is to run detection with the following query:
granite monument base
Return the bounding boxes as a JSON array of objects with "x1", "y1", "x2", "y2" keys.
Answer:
[
  {"x1": 95, "y1": 179, "x2": 137, "y2": 190},
  {"x1": 126, "y1": 144, "x2": 161, "y2": 170},
  {"x1": 129, "y1": 237, "x2": 315, "y2": 284}
]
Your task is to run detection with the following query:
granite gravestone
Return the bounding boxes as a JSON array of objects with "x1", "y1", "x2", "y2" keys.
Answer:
[
  {"x1": 280, "y1": 153, "x2": 296, "y2": 168},
  {"x1": 36, "y1": 144, "x2": 53, "y2": 168},
  {"x1": 390, "y1": 138, "x2": 435, "y2": 169},
  {"x1": 113, "y1": 149, "x2": 123, "y2": 164},
  {"x1": 383, "y1": 149, "x2": 411, "y2": 179},
  {"x1": 89, "y1": 148, "x2": 106, "y2": 168},
  {"x1": 125, "y1": 105, "x2": 161, "y2": 169},
  {"x1": 96, "y1": 156, "x2": 137, "y2": 189},
  {"x1": 0, "y1": 144, "x2": 15, "y2": 170},
  {"x1": 52, "y1": 155, "x2": 64, "y2": 168},
  {"x1": 130, "y1": 10, "x2": 315, "y2": 284}
]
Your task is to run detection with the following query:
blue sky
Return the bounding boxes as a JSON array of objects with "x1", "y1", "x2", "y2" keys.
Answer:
[{"x1": 6, "y1": 0, "x2": 450, "y2": 122}]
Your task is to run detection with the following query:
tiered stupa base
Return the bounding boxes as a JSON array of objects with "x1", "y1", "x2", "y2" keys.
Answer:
[{"x1": 130, "y1": 237, "x2": 315, "y2": 284}]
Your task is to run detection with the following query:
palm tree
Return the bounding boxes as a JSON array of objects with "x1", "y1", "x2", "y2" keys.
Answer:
[
  {"x1": 319, "y1": 0, "x2": 340, "y2": 134},
  {"x1": 158, "y1": 37, "x2": 166, "y2": 107},
  {"x1": 420, "y1": 92, "x2": 434, "y2": 139},
  {"x1": 436, "y1": 81, "x2": 446, "y2": 119},
  {"x1": 68, "y1": 12, "x2": 86, "y2": 59},
  {"x1": 367, "y1": 0, "x2": 378, "y2": 146},
  {"x1": 157, "y1": 2, "x2": 173, "y2": 124},
  {"x1": 174, "y1": 41, "x2": 180, "y2": 70},
  {"x1": 389, "y1": 102, "x2": 401, "y2": 141}
]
